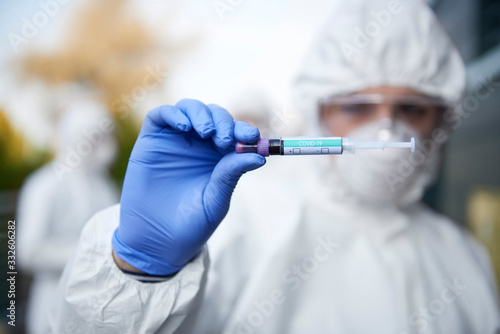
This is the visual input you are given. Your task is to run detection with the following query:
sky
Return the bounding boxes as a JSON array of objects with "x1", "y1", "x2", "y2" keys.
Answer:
[{"x1": 0, "y1": 0, "x2": 337, "y2": 148}]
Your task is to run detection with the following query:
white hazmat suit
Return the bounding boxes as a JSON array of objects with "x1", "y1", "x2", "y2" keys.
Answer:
[
  {"x1": 18, "y1": 100, "x2": 119, "y2": 334},
  {"x1": 49, "y1": 0, "x2": 500, "y2": 333}
]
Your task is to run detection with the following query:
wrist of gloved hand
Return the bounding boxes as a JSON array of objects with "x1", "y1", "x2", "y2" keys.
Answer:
[
  {"x1": 112, "y1": 229, "x2": 187, "y2": 276},
  {"x1": 112, "y1": 249, "x2": 173, "y2": 282}
]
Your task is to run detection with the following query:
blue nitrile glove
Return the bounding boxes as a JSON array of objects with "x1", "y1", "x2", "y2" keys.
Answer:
[{"x1": 112, "y1": 99, "x2": 265, "y2": 275}]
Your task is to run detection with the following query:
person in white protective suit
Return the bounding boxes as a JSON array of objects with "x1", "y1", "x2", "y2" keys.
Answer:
[
  {"x1": 17, "y1": 99, "x2": 119, "y2": 334},
  {"x1": 49, "y1": 0, "x2": 500, "y2": 333}
]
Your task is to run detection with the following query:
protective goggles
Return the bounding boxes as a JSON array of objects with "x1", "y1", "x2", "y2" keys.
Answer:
[{"x1": 320, "y1": 94, "x2": 450, "y2": 108}]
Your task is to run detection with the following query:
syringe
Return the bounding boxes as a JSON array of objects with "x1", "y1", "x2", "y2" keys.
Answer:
[{"x1": 235, "y1": 137, "x2": 415, "y2": 157}]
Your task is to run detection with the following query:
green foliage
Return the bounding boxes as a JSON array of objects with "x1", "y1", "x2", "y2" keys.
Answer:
[
  {"x1": 109, "y1": 112, "x2": 141, "y2": 186},
  {"x1": 0, "y1": 156, "x2": 49, "y2": 190},
  {"x1": 0, "y1": 110, "x2": 50, "y2": 190},
  {"x1": 0, "y1": 107, "x2": 140, "y2": 191}
]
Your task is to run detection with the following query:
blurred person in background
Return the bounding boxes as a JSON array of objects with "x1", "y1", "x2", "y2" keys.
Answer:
[
  {"x1": 48, "y1": 0, "x2": 500, "y2": 333},
  {"x1": 17, "y1": 98, "x2": 119, "y2": 334}
]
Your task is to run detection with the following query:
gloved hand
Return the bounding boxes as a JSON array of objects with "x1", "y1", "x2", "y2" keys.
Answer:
[{"x1": 112, "y1": 99, "x2": 265, "y2": 275}]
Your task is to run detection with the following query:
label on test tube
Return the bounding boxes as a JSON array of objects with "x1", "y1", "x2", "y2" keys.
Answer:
[{"x1": 281, "y1": 137, "x2": 342, "y2": 155}]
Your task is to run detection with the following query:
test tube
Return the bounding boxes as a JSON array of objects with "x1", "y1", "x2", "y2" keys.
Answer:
[{"x1": 235, "y1": 137, "x2": 415, "y2": 157}]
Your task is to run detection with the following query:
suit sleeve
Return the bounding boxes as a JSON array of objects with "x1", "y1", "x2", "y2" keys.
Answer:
[{"x1": 48, "y1": 204, "x2": 210, "y2": 334}]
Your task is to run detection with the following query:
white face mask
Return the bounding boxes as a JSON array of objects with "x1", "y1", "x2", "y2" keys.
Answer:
[{"x1": 332, "y1": 119, "x2": 440, "y2": 206}]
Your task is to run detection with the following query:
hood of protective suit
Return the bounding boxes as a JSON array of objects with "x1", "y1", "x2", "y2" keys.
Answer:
[{"x1": 291, "y1": 0, "x2": 465, "y2": 207}]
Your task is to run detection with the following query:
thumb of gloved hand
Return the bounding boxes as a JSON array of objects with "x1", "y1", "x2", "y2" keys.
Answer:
[{"x1": 203, "y1": 152, "x2": 265, "y2": 228}]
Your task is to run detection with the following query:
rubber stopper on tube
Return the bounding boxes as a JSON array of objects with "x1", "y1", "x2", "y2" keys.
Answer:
[
  {"x1": 235, "y1": 138, "x2": 270, "y2": 156},
  {"x1": 257, "y1": 138, "x2": 269, "y2": 157}
]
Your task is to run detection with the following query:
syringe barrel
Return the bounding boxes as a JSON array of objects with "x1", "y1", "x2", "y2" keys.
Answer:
[
  {"x1": 235, "y1": 137, "x2": 343, "y2": 156},
  {"x1": 281, "y1": 137, "x2": 343, "y2": 155},
  {"x1": 235, "y1": 137, "x2": 415, "y2": 156}
]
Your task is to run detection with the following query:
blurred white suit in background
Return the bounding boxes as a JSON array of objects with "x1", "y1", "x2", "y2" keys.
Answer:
[{"x1": 17, "y1": 100, "x2": 119, "y2": 334}]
